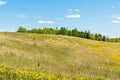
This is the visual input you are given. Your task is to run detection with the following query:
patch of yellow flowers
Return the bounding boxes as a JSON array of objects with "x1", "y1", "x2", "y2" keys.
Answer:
[{"x1": 0, "y1": 64, "x2": 110, "y2": 80}]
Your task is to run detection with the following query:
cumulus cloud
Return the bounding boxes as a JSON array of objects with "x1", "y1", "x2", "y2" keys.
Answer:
[
  {"x1": 16, "y1": 14, "x2": 28, "y2": 19},
  {"x1": 38, "y1": 20, "x2": 55, "y2": 24},
  {"x1": 111, "y1": 20, "x2": 120, "y2": 23},
  {"x1": 65, "y1": 14, "x2": 81, "y2": 18},
  {"x1": 66, "y1": 9, "x2": 81, "y2": 18},
  {"x1": 111, "y1": 16, "x2": 120, "y2": 23},
  {"x1": 0, "y1": 0, "x2": 7, "y2": 5}
]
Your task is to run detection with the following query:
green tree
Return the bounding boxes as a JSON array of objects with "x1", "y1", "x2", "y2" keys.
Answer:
[
  {"x1": 90, "y1": 34, "x2": 95, "y2": 40},
  {"x1": 55, "y1": 27, "x2": 59, "y2": 35},
  {"x1": 97, "y1": 34, "x2": 102, "y2": 41},
  {"x1": 79, "y1": 32, "x2": 85, "y2": 38},
  {"x1": 68, "y1": 30, "x2": 72, "y2": 36},
  {"x1": 31, "y1": 28, "x2": 38, "y2": 33},
  {"x1": 95, "y1": 33, "x2": 98, "y2": 40},
  {"x1": 37, "y1": 28, "x2": 43, "y2": 34},
  {"x1": 17, "y1": 26, "x2": 27, "y2": 33},
  {"x1": 102, "y1": 36, "x2": 106, "y2": 41},
  {"x1": 59, "y1": 27, "x2": 68, "y2": 35},
  {"x1": 86, "y1": 31, "x2": 91, "y2": 39},
  {"x1": 72, "y1": 28, "x2": 79, "y2": 37},
  {"x1": 47, "y1": 28, "x2": 55, "y2": 34}
]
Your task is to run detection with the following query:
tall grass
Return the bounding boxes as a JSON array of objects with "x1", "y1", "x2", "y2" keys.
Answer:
[{"x1": 0, "y1": 32, "x2": 119, "y2": 79}]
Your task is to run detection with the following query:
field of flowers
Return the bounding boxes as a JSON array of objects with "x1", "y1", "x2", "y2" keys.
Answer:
[
  {"x1": 0, "y1": 32, "x2": 120, "y2": 80},
  {"x1": 0, "y1": 64, "x2": 110, "y2": 80},
  {"x1": 0, "y1": 64, "x2": 65, "y2": 80}
]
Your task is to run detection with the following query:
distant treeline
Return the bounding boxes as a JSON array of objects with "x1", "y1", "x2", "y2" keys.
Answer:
[{"x1": 17, "y1": 26, "x2": 120, "y2": 42}]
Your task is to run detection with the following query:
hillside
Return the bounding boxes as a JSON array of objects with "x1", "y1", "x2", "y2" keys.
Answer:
[{"x1": 0, "y1": 32, "x2": 120, "y2": 80}]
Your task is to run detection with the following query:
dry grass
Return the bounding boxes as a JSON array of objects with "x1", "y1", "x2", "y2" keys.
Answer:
[{"x1": 0, "y1": 32, "x2": 120, "y2": 79}]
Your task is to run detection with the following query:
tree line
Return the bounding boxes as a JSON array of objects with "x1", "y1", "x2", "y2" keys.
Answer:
[{"x1": 17, "y1": 26, "x2": 120, "y2": 42}]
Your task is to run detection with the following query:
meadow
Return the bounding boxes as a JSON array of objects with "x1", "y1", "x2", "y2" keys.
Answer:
[{"x1": 0, "y1": 32, "x2": 120, "y2": 80}]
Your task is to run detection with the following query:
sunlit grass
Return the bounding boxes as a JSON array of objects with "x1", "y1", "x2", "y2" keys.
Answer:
[{"x1": 0, "y1": 32, "x2": 120, "y2": 79}]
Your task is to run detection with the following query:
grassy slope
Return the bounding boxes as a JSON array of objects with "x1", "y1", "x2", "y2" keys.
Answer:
[{"x1": 0, "y1": 32, "x2": 120, "y2": 79}]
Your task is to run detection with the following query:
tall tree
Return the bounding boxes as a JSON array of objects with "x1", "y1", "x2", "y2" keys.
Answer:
[
  {"x1": 102, "y1": 36, "x2": 106, "y2": 41},
  {"x1": 86, "y1": 31, "x2": 91, "y2": 39},
  {"x1": 17, "y1": 26, "x2": 27, "y2": 33},
  {"x1": 59, "y1": 27, "x2": 68, "y2": 35},
  {"x1": 31, "y1": 28, "x2": 38, "y2": 33},
  {"x1": 72, "y1": 28, "x2": 79, "y2": 37}
]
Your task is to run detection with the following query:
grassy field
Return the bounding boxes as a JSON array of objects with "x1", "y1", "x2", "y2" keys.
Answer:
[{"x1": 0, "y1": 32, "x2": 120, "y2": 80}]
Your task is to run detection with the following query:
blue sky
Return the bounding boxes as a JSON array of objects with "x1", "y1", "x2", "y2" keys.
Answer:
[{"x1": 0, "y1": 0, "x2": 120, "y2": 37}]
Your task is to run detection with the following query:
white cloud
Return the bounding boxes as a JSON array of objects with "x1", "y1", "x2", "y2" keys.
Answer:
[
  {"x1": 38, "y1": 20, "x2": 55, "y2": 24},
  {"x1": 111, "y1": 16, "x2": 120, "y2": 23},
  {"x1": 66, "y1": 9, "x2": 81, "y2": 18},
  {"x1": 0, "y1": 0, "x2": 7, "y2": 5},
  {"x1": 116, "y1": 16, "x2": 120, "y2": 20},
  {"x1": 111, "y1": 20, "x2": 120, "y2": 23},
  {"x1": 65, "y1": 14, "x2": 81, "y2": 18},
  {"x1": 16, "y1": 14, "x2": 28, "y2": 19}
]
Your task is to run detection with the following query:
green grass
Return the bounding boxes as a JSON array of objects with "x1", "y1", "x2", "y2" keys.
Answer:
[{"x1": 0, "y1": 32, "x2": 120, "y2": 80}]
